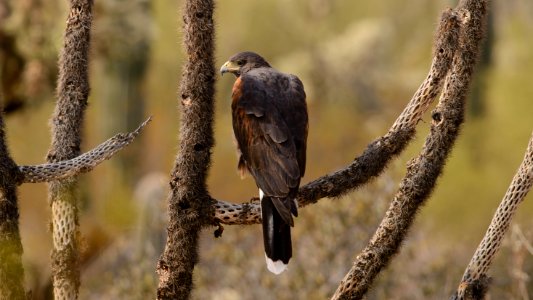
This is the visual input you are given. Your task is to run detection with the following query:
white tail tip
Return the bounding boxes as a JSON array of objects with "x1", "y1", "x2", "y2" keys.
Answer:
[{"x1": 265, "y1": 255, "x2": 288, "y2": 275}]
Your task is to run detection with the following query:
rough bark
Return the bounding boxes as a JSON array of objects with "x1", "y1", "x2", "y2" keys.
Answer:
[
  {"x1": 156, "y1": 0, "x2": 216, "y2": 299},
  {"x1": 46, "y1": 0, "x2": 93, "y2": 299}
]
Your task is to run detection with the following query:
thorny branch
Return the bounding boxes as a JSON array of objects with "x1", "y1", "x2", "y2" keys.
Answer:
[
  {"x1": 331, "y1": 0, "x2": 487, "y2": 298},
  {"x1": 452, "y1": 131, "x2": 533, "y2": 300},
  {"x1": 46, "y1": 1, "x2": 94, "y2": 298},
  {"x1": 19, "y1": 117, "x2": 151, "y2": 184},
  {"x1": 156, "y1": 0, "x2": 216, "y2": 299}
]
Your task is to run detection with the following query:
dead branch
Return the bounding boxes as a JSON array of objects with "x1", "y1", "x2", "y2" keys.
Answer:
[
  {"x1": 331, "y1": 0, "x2": 487, "y2": 298},
  {"x1": 452, "y1": 131, "x2": 533, "y2": 300},
  {"x1": 19, "y1": 117, "x2": 151, "y2": 184},
  {"x1": 213, "y1": 4, "x2": 460, "y2": 226},
  {"x1": 156, "y1": 0, "x2": 216, "y2": 299}
]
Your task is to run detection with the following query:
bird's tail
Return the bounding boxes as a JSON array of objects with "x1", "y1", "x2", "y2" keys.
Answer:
[{"x1": 261, "y1": 196, "x2": 294, "y2": 275}]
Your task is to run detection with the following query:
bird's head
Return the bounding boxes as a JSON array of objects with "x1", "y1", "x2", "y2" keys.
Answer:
[{"x1": 220, "y1": 51, "x2": 271, "y2": 77}]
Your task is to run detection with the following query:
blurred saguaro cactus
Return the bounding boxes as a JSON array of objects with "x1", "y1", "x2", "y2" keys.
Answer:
[
  {"x1": 92, "y1": 0, "x2": 153, "y2": 186},
  {"x1": 0, "y1": 0, "x2": 65, "y2": 112}
]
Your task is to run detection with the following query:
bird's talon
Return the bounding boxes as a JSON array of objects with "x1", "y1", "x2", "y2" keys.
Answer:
[{"x1": 214, "y1": 224, "x2": 224, "y2": 238}]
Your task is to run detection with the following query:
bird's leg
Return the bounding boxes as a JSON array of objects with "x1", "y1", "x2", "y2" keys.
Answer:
[{"x1": 213, "y1": 223, "x2": 224, "y2": 238}]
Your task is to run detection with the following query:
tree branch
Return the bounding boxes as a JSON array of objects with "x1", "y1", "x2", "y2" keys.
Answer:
[
  {"x1": 46, "y1": 0, "x2": 93, "y2": 298},
  {"x1": 331, "y1": 0, "x2": 487, "y2": 298},
  {"x1": 213, "y1": 7, "x2": 461, "y2": 226},
  {"x1": 19, "y1": 117, "x2": 151, "y2": 184},
  {"x1": 156, "y1": 0, "x2": 216, "y2": 299},
  {"x1": 451, "y1": 131, "x2": 533, "y2": 300},
  {"x1": 0, "y1": 108, "x2": 25, "y2": 300}
]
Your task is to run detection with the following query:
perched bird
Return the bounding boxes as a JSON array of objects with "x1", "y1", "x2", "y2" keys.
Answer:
[{"x1": 221, "y1": 52, "x2": 308, "y2": 274}]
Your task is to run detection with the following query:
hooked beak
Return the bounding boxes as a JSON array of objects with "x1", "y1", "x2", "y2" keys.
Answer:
[{"x1": 220, "y1": 61, "x2": 239, "y2": 76}]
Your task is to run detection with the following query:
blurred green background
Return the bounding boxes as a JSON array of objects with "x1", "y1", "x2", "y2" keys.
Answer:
[{"x1": 1, "y1": 0, "x2": 533, "y2": 299}]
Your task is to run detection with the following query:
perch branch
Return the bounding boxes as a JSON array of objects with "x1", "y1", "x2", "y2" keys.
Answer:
[
  {"x1": 19, "y1": 117, "x2": 151, "y2": 184},
  {"x1": 331, "y1": 0, "x2": 487, "y2": 298},
  {"x1": 213, "y1": 8, "x2": 460, "y2": 225},
  {"x1": 451, "y1": 131, "x2": 533, "y2": 300}
]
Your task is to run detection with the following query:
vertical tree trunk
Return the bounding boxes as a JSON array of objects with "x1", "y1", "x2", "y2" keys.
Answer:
[
  {"x1": 46, "y1": 0, "x2": 93, "y2": 299},
  {"x1": 156, "y1": 0, "x2": 216, "y2": 299},
  {"x1": 0, "y1": 105, "x2": 25, "y2": 299}
]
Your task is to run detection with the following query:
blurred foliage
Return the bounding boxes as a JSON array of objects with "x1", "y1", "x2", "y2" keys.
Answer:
[
  {"x1": 1, "y1": 0, "x2": 533, "y2": 298},
  {"x1": 0, "y1": 0, "x2": 65, "y2": 110},
  {"x1": 91, "y1": 0, "x2": 153, "y2": 196}
]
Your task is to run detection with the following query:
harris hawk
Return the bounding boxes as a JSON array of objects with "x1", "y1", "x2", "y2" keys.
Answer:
[{"x1": 220, "y1": 52, "x2": 308, "y2": 274}]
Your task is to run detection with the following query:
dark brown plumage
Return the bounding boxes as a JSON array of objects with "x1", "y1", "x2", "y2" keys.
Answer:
[{"x1": 221, "y1": 51, "x2": 308, "y2": 274}]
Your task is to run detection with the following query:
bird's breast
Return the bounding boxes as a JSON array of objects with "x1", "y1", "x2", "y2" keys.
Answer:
[{"x1": 231, "y1": 77, "x2": 244, "y2": 106}]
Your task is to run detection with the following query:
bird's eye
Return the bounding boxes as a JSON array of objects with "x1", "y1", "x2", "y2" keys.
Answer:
[{"x1": 237, "y1": 60, "x2": 244, "y2": 66}]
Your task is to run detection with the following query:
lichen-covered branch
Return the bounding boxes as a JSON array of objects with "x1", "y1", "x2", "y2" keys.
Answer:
[
  {"x1": 0, "y1": 110, "x2": 25, "y2": 300},
  {"x1": 46, "y1": 0, "x2": 93, "y2": 298},
  {"x1": 19, "y1": 117, "x2": 151, "y2": 184},
  {"x1": 451, "y1": 131, "x2": 533, "y2": 300},
  {"x1": 213, "y1": 8, "x2": 460, "y2": 226},
  {"x1": 156, "y1": 0, "x2": 216, "y2": 299},
  {"x1": 331, "y1": 1, "x2": 487, "y2": 298}
]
